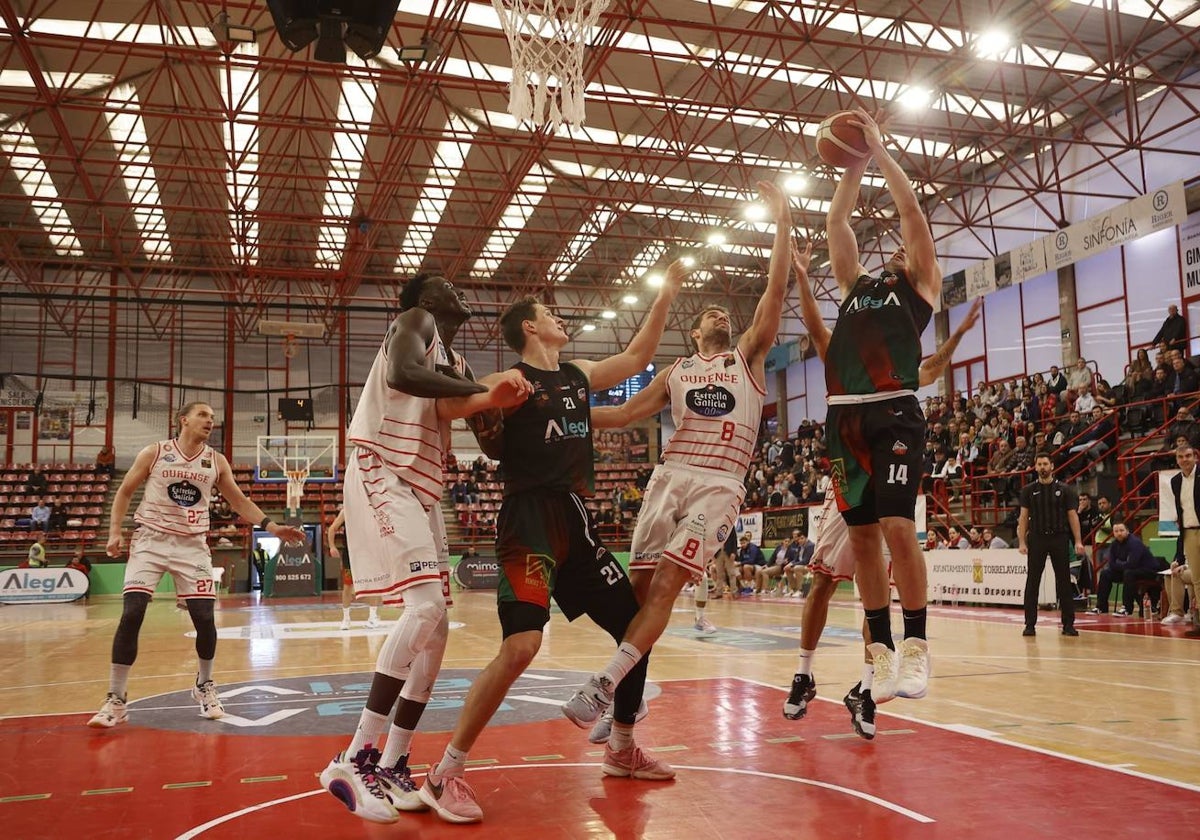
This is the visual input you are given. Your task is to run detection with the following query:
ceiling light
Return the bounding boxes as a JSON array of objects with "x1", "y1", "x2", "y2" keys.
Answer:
[
  {"x1": 645, "y1": 273, "x2": 664, "y2": 288},
  {"x1": 743, "y1": 203, "x2": 766, "y2": 222},
  {"x1": 783, "y1": 172, "x2": 808, "y2": 193},
  {"x1": 974, "y1": 28, "x2": 1011, "y2": 59},
  {"x1": 581, "y1": 323, "x2": 597, "y2": 331},
  {"x1": 706, "y1": 232, "x2": 727, "y2": 247},
  {"x1": 600, "y1": 310, "x2": 617, "y2": 319},
  {"x1": 680, "y1": 255, "x2": 696, "y2": 267},
  {"x1": 898, "y1": 85, "x2": 933, "y2": 110},
  {"x1": 209, "y1": 12, "x2": 257, "y2": 44},
  {"x1": 622, "y1": 294, "x2": 638, "y2": 304}
]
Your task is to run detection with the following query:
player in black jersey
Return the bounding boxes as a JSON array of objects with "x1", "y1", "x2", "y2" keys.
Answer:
[
  {"x1": 824, "y1": 109, "x2": 944, "y2": 704},
  {"x1": 418, "y1": 262, "x2": 686, "y2": 824}
]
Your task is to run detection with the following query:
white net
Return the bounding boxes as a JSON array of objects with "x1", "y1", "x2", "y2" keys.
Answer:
[
  {"x1": 286, "y1": 468, "x2": 309, "y2": 513},
  {"x1": 491, "y1": 0, "x2": 610, "y2": 130}
]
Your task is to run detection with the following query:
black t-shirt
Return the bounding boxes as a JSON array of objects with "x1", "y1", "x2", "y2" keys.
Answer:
[
  {"x1": 501, "y1": 361, "x2": 595, "y2": 497},
  {"x1": 1019, "y1": 479, "x2": 1078, "y2": 537}
]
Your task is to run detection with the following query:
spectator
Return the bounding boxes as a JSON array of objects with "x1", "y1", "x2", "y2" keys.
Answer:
[
  {"x1": 1074, "y1": 385, "x2": 1096, "y2": 414},
  {"x1": 95, "y1": 445, "x2": 116, "y2": 475},
  {"x1": 1166, "y1": 443, "x2": 1200, "y2": 635},
  {"x1": 758, "y1": 531, "x2": 803, "y2": 594},
  {"x1": 1093, "y1": 496, "x2": 1115, "y2": 565},
  {"x1": 1068, "y1": 358, "x2": 1093, "y2": 392},
  {"x1": 24, "y1": 537, "x2": 47, "y2": 568},
  {"x1": 1151, "y1": 304, "x2": 1187, "y2": 354},
  {"x1": 1076, "y1": 493, "x2": 1099, "y2": 536},
  {"x1": 619, "y1": 482, "x2": 643, "y2": 512},
  {"x1": 1128, "y1": 347, "x2": 1154, "y2": 383},
  {"x1": 451, "y1": 478, "x2": 468, "y2": 504},
  {"x1": 30, "y1": 498, "x2": 51, "y2": 530},
  {"x1": 1089, "y1": 522, "x2": 1163, "y2": 616},
  {"x1": 25, "y1": 467, "x2": 49, "y2": 496},
  {"x1": 988, "y1": 438, "x2": 1017, "y2": 501},
  {"x1": 946, "y1": 527, "x2": 970, "y2": 549},
  {"x1": 1068, "y1": 406, "x2": 1114, "y2": 470},
  {"x1": 982, "y1": 527, "x2": 1009, "y2": 549},
  {"x1": 1169, "y1": 354, "x2": 1199, "y2": 402},
  {"x1": 736, "y1": 533, "x2": 767, "y2": 594},
  {"x1": 767, "y1": 437, "x2": 783, "y2": 465},
  {"x1": 1046, "y1": 365, "x2": 1069, "y2": 397},
  {"x1": 813, "y1": 471, "x2": 831, "y2": 501},
  {"x1": 779, "y1": 438, "x2": 796, "y2": 471},
  {"x1": 67, "y1": 547, "x2": 93, "y2": 575},
  {"x1": 250, "y1": 540, "x2": 269, "y2": 591},
  {"x1": 955, "y1": 432, "x2": 980, "y2": 474},
  {"x1": 47, "y1": 501, "x2": 69, "y2": 532},
  {"x1": 782, "y1": 531, "x2": 815, "y2": 596},
  {"x1": 1166, "y1": 407, "x2": 1199, "y2": 450}
]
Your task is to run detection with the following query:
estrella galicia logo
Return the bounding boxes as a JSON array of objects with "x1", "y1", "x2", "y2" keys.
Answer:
[
  {"x1": 168, "y1": 480, "x2": 201, "y2": 506},
  {"x1": 1153, "y1": 189, "x2": 1169, "y2": 212},
  {"x1": 1055, "y1": 231, "x2": 1069, "y2": 250},
  {"x1": 686, "y1": 384, "x2": 735, "y2": 417}
]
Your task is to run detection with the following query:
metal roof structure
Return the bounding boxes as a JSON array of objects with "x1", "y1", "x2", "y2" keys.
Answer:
[{"x1": 3, "y1": 0, "x2": 1200, "y2": 357}]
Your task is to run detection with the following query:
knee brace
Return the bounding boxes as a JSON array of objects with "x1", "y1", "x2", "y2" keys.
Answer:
[
  {"x1": 399, "y1": 611, "x2": 449, "y2": 704},
  {"x1": 375, "y1": 584, "x2": 446, "y2": 680},
  {"x1": 112, "y1": 592, "x2": 151, "y2": 666},
  {"x1": 186, "y1": 599, "x2": 218, "y2": 661}
]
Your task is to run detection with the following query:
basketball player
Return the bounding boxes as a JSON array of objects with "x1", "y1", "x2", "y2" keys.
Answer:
[
  {"x1": 784, "y1": 267, "x2": 982, "y2": 736},
  {"x1": 319, "y1": 274, "x2": 532, "y2": 825},
  {"x1": 418, "y1": 262, "x2": 686, "y2": 824},
  {"x1": 560, "y1": 180, "x2": 791, "y2": 730},
  {"x1": 325, "y1": 508, "x2": 380, "y2": 630},
  {"x1": 88, "y1": 402, "x2": 305, "y2": 729},
  {"x1": 821, "y1": 109, "x2": 942, "y2": 703}
]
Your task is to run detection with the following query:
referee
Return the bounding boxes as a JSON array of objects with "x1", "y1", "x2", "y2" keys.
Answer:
[{"x1": 1017, "y1": 452, "x2": 1084, "y2": 637}]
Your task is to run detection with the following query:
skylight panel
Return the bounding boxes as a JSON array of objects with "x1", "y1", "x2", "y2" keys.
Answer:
[
  {"x1": 393, "y1": 116, "x2": 476, "y2": 273},
  {"x1": 1067, "y1": 0, "x2": 1197, "y2": 20},
  {"x1": 470, "y1": 166, "x2": 552, "y2": 277},
  {"x1": 27, "y1": 18, "x2": 218, "y2": 47},
  {"x1": 0, "y1": 119, "x2": 84, "y2": 256},
  {"x1": 315, "y1": 62, "x2": 378, "y2": 270},
  {"x1": 547, "y1": 207, "x2": 620, "y2": 282},
  {"x1": 221, "y1": 45, "x2": 259, "y2": 265},
  {"x1": 105, "y1": 85, "x2": 172, "y2": 261},
  {"x1": 0, "y1": 70, "x2": 115, "y2": 90}
]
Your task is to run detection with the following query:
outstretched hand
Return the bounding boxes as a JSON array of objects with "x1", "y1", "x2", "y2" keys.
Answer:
[
  {"x1": 790, "y1": 238, "x2": 813, "y2": 276},
  {"x1": 662, "y1": 258, "x2": 691, "y2": 296},
  {"x1": 959, "y1": 297, "x2": 984, "y2": 333},
  {"x1": 846, "y1": 108, "x2": 888, "y2": 156},
  {"x1": 756, "y1": 180, "x2": 791, "y2": 221},
  {"x1": 271, "y1": 523, "x2": 308, "y2": 545}
]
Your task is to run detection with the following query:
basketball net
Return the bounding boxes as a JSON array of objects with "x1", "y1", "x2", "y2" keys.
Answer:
[
  {"x1": 490, "y1": 0, "x2": 610, "y2": 129},
  {"x1": 285, "y1": 468, "x2": 308, "y2": 515}
]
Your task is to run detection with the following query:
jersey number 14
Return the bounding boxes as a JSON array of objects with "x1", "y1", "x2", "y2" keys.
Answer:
[{"x1": 887, "y1": 463, "x2": 909, "y2": 485}]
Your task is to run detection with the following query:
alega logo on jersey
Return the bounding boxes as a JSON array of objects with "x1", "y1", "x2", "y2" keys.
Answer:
[
  {"x1": 545, "y1": 416, "x2": 589, "y2": 441},
  {"x1": 686, "y1": 384, "x2": 735, "y2": 417},
  {"x1": 845, "y1": 289, "x2": 901, "y2": 314}
]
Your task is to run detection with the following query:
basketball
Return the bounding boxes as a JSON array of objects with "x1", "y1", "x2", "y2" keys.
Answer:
[{"x1": 816, "y1": 111, "x2": 870, "y2": 168}]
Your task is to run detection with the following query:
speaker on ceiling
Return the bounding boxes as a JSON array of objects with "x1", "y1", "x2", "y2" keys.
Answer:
[{"x1": 267, "y1": 0, "x2": 401, "y2": 62}]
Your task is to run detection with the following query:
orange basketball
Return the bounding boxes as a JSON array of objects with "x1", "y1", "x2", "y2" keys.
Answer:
[{"x1": 816, "y1": 111, "x2": 870, "y2": 168}]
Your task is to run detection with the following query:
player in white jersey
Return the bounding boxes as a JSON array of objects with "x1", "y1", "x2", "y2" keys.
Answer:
[
  {"x1": 782, "y1": 255, "x2": 983, "y2": 738},
  {"x1": 88, "y1": 402, "x2": 305, "y2": 729},
  {"x1": 319, "y1": 273, "x2": 531, "y2": 825},
  {"x1": 562, "y1": 180, "x2": 794, "y2": 728}
]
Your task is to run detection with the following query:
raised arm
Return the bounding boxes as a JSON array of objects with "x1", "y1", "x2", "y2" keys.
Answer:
[
  {"x1": 592, "y1": 368, "x2": 671, "y2": 429},
  {"x1": 790, "y1": 239, "x2": 829, "y2": 361},
  {"x1": 572, "y1": 259, "x2": 686, "y2": 392},
  {"x1": 849, "y1": 109, "x2": 942, "y2": 306},
  {"x1": 918, "y1": 297, "x2": 983, "y2": 386},
  {"x1": 826, "y1": 155, "x2": 869, "y2": 296},
  {"x1": 385, "y1": 309, "x2": 488, "y2": 399},
  {"x1": 738, "y1": 180, "x2": 793, "y2": 370}
]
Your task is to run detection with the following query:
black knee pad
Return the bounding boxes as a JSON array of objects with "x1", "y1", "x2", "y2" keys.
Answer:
[
  {"x1": 186, "y1": 599, "x2": 218, "y2": 661},
  {"x1": 112, "y1": 592, "x2": 151, "y2": 665}
]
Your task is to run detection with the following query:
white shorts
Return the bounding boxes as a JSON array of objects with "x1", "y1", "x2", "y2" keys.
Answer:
[
  {"x1": 809, "y1": 496, "x2": 892, "y2": 582},
  {"x1": 124, "y1": 528, "x2": 215, "y2": 599},
  {"x1": 344, "y1": 449, "x2": 451, "y2": 606},
  {"x1": 630, "y1": 462, "x2": 745, "y2": 577}
]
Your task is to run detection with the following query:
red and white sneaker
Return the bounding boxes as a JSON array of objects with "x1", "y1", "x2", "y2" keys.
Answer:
[
  {"x1": 418, "y1": 771, "x2": 483, "y2": 824},
  {"x1": 601, "y1": 744, "x2": 676, "y2": 780}
]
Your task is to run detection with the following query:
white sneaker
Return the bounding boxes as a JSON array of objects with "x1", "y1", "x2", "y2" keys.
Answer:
[
  {"x1": 192, "y1": 680, "x2": 226, "y2": 719},
  {"x1": 375, "y1": 756, "x2": 428, "y2": 812},
  {"x1": 87, "y1": 692, "x2": 128, "y2": 728},
  {"x1": 562, "y1": 674, "x2": 615, "y2": 727},
  {"x1": 365, "y1": 613, "x2": 382, "y2": 629},
  {"x1": 895, "y1": 638, "x2": 931, "y2": 699},
  {"x1": 867, "y1": 642, "x2": 898, "y2": 704},
  {"x1": 694, "y1": 617, "x2": 717, "y2": 634},
  {"x1": 587, "y1": 699, "x2": 649, "y2": 744},
  {"x1": 1162, "y1": 613, "x2": 1185, "y2": 625},
  {"x1": 340, "y1": 617, "x2": 352, "y2": 631},
  {"x1": 320, "y1": 748, "x2": 399, "y2": 824}
]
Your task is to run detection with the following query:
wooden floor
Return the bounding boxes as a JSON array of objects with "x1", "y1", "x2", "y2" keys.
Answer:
[{"x1": 2, "y1": 588, "x2": 1199, "y2": 838}]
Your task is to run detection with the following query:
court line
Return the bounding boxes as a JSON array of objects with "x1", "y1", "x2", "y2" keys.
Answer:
[
  {"x1": 173, "y1": 762, "x2": 934, "y2": 838},
  {"x1": 737, "y1": 677, "x2": 1200, "y2": 794}
]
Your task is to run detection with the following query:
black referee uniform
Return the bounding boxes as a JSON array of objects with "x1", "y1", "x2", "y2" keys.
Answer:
[{"x1": 1018, "y1": 476, "x2": 1080, "y2": 633}]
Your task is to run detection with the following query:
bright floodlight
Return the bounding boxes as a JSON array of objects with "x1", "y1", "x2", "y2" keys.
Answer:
[
  {"x1": 783, "y1": 172, "x2": 807, "y2": 193},
  {"x1": 645, "y1": 273, "x2": 664, "y2": 288},
  {"x1": 600, "y1": 310, "x2": 617, "y2": 319},
  {"x1": 974, "y1": 28, "x2": 1011, "y2": 59},
  {"x1": 706, "y1": 231, "x2": 727, "y2": 246},
  {"x1": 898, "y1": 85, "x2": 933, "y2": 110},
  {"x1": 622, "y1": 294, "x2": 638, "y2": 304},
  {"x1": 681, "y1": 255, "x2": 696, "y2": 267},
  {"x1": 744, "y1": 203, "x2": 766, "y2": 222},
  {"x1": 581, "y1": 323, "x2": 596, "y2": 331}
]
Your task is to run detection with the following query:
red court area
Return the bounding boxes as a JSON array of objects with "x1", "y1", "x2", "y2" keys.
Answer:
[{"x1": 3, "y1": 677, "x2": 1196, "y2": 839}]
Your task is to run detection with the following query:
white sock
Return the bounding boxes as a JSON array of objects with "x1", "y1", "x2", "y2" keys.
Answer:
[
  {"x1": 434, "y1": 744, "x2": 468, "y2": 779},
  {"x1": 379, "y1": 723, "x2": 415, "y2": 768},
  {"x1": 861, "y1": 663, "x2": 875, "y2": 693},
  {"x1": 197, "y1": 658, "x2": 214, "y2": 685},
  {"x1": 110, "y1": 663, "x2": 132, "y2": 699},
  {"x1": 342, "y1": 607, "x2": 351, "y2": 622},
  {"x1": 796, "y1": 648, "x2": 815, "y2": 677},
  {"x1": 695, "y1": 602, "x2": 706, "y2": 621},
  {"x1": 369, "y1": 605, "x2": 379, "y2": 621},
  {"x1": 695, "y1": 574, "x2": 709, "y2": 614},
  {"x1": 347, "y1": 708, "x2": 389, "y2": 755},
  {"x1": 609, "y1": 722, "x2": 635, "y2": 751},
  {"x1": 600, "y1": 642, "x2": 643, "y2": 688}
]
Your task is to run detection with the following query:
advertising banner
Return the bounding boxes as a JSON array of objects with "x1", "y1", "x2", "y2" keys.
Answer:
[
  {"x1": 0, "y1": 567, "x2": 90, "y2": 604},
  {"x1": 453, "y1": 553, "x2": 501, "y2": 589},
  {"x1": 925, "y1": 548, "x2": 1055, "y2": 606}
]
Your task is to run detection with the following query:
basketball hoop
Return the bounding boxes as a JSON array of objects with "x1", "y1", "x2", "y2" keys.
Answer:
[
  {"x1": 286, "y1": 468, "x2": 309, "y2": 514},
  {"x1": 490, "y1": 0, "x2": 610, "y2": 130}
]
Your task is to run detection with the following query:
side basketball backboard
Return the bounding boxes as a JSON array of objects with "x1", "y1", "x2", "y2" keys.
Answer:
[{"x1": 255, "y1": 435, "x2": 338, "y2": 483}]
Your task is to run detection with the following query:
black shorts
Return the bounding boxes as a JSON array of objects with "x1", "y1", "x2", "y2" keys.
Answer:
[
  {"x1": 495, "y1": 490, "x2": 639, "y2": 638},
  {"x1": 826, "y1": 396, "x2": 925, "y2": 526}
]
